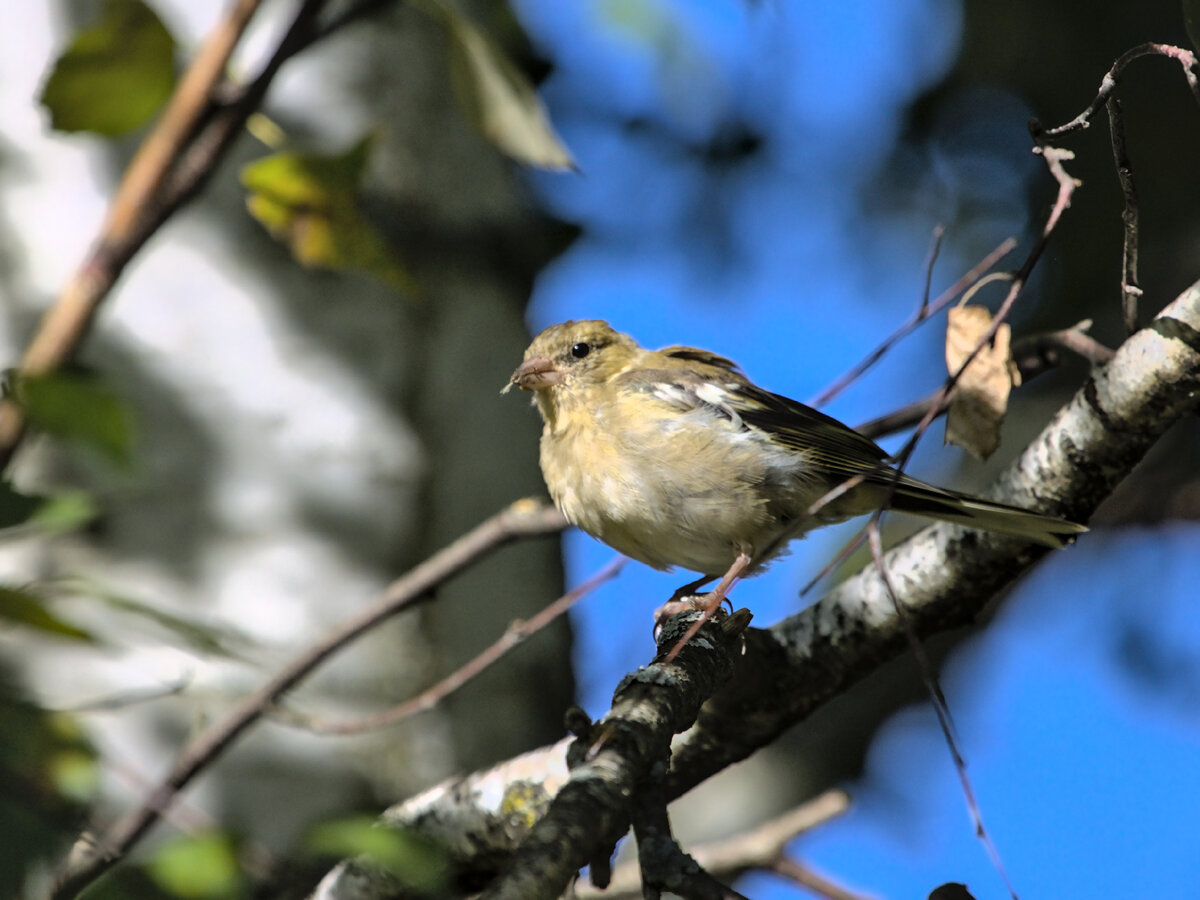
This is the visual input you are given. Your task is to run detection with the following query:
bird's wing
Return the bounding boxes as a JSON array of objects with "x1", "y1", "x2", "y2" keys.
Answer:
[
  {"x1": 733, "y1": 385, "x2": 893, "y2": 477},
  {"x1": 617, "y1": 352, "x2": 893, "y2": 480},
  {"x1": 659, "y1": 346, "x2": 743, "y2": 372}
]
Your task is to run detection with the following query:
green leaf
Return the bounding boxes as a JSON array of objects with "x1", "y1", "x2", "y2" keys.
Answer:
[
  {"x1": 1185, "y1": 0, "x2": 1200, "y2": 55},
  {"x1": 0, "y1": 483, "x2": 99, "y2": 535},
  {"x1": 0, "y1": 586, "x2": 94, "y2": 642},
  {"x1": 438, "y1": 4, "x2": 574, "y2": 170},
  {"x1": 147, "y1": 832, "x2": 242, "y2": 899},
  {"x1": 29, "y1": 490, "x2": 101, "y2": 535},
  {"x1": 0, "y1": 689, "x2": 96, "y2": 885},
  {"x1": 40, "y1": 0, "x2": 177, "y2": 135},
  {"x1": 306, "y1": 817, "x2": 449, "y2": 892},
  {"x1": 18, "y1": 372, "x2": 134, "y2": 467},
  {"x1": 48, "y1": 749, "x2": 101, "y2": 803},
  {"x1": 0, "y1": 481, "x2": 45, "y2": 530},
  {"x1": 240, "y1": 137, "x2": 417, "y2": 293}
]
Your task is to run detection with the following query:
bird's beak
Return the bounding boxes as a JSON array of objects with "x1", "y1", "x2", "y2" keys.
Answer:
[{"x1": 508, "y1": 356, "x2": 562, "y2": 392}]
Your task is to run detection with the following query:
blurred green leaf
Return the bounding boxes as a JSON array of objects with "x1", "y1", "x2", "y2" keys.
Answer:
[
  {"x1": 29, "y1": 490, "x2": 101, "y2": 535},
  {"x1": 0, "y1": 484, "x2": 99, "y2": 536},
  {"x1": 0, "y1": 586, "x2": 94, "y2": 642},
  {"x1": 18, "y1": 372, "x2": 134, "y2": 467},
  {"x1": 48, "y1": 749, "x2": 101, "y2": 803},
  {"x1": 306, "y1": 817, "x2": 449, "y2": 892},
  {"x1": 241, "y1": 137, "x2": 416, "y2": 293},
  {"x1": 0, "y1": 481, "x2": 44, "y2": 529},
  {"x1": 438, "y1": 3, "x2": 574, "y2": 170},
  {"x1": 1185, "y1": 0, "x2": 1200, "y2": 54},
  {"x1": 147, "y1": 832, "x2": 242, "y2": 899},
  {"x1": 40, "y1": 0, "x2": 177, "y2": 135},
  {"x1": 0, "y1": 687, "x2": 96, "y2": 895}
]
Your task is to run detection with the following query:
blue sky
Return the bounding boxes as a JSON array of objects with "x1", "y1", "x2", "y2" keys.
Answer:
[{"x1": 508, "y1": 1, "x2": 1200, "y2": 897}]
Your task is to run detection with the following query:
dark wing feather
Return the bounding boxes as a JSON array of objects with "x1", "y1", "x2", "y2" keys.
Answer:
[
  {"x1": 659, "y1": 346, "x2": 743, "y2": 373},
  {"x1": 732, "y1": 384, "x2": 893, "y2": 477}
]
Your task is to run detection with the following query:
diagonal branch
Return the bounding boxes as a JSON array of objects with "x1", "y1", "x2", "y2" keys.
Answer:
[
  {"x1": 0, "y1": 0, "x2": 395, "y2": 468},
  {"x1": 49, "y1": 499, "x2": 566, "y2": 900},
  {"x1": 270, "y1": 556, "x2": 623, "y2": 735}
]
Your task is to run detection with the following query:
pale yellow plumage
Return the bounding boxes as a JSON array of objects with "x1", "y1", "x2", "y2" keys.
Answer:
[{"x1": 509, "y1": 319, "x2": 1085, "y2": 606}]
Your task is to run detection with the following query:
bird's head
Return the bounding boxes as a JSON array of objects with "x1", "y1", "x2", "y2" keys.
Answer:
[{"x1": 506, "y1": 320, "x2": 640, "y2": 424}]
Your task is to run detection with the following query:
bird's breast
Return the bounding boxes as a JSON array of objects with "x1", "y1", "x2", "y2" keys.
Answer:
[{"x1": 538, "y1": 402, "x2": 824, "y2": 574}]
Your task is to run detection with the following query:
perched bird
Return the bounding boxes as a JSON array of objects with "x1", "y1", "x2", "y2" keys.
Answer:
[{"x1": 508, "y1": 319, "x2": 1085, "y2": 613}]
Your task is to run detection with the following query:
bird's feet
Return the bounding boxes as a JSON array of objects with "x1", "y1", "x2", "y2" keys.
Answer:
[{"x1": 653, "y1": 591, "x2": 732, "y2": 627}]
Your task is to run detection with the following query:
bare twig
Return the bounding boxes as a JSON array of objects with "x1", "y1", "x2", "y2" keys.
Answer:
[
  {"x1": 770, "y1": 857, "x2": 875, "y2": 900},
  {"x1": 920, "y1": 226, "x2": 947, "y2": 317},
  {"x1": 1032, "y1": 43, "x2": 1200, "y2": 140},
  {"x1": 105, "y1": 0, "x2": 264, "y2": 247},
  {"x1": 853, "y1": 393, "x2": 950, "y2": 443},
  {"x1": 866, "y1": 522, "x2": 1018, "y2": 900},
  {"x1": 50, "y1": 499, "x2": 567, "y2": 899},
  {"x1": 1013, "y1": 318, "x2": 1114, "y2": 368},
  {"x1": 854, "y1": 319, "x2": 1114, "y2": 442},
  {"x1": 272, "y1": 556, "x2": 624, "y2": 735},
  {"x1": 1106, "y1": 98, "x2": 1142, "y2": 335},
  {"x1": 810, "y1": 238, "x2": 1017, "y2": 408}
]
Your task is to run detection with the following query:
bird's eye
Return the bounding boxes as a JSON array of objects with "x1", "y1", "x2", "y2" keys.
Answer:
[{"x1": 571, "y1": 342, "x2": 591, "y2": 359}]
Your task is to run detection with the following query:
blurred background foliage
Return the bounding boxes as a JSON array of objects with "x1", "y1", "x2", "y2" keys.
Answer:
[{"x1": 1, "y1": 0, "x2": 1197, "y2": 896}]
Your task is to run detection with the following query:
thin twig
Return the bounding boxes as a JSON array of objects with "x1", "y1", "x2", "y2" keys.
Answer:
[
  {"x1": 1035, "y1": 319, "x2": 1114, "y2": 365},
  {"x1": 1032, "y1": 43, "x2": 1200, "y2": 140},
  {"x1": 769, "y1": 858, "x2": 875, "y2": 900},
  {"x1": 809, "y1": 237, "x2": 1017, "y2": 407},
  {"x1": 853, "y1": 320, "x2": 1114, "y2": 442},
  {"x1": 866, "y1": 522, "x2": 1018, "y2": 900},
  {"x1": 920, "y1": 226, "x2": 947, "y2": 318},
  {"x1": 49, "y1": 499, "x2": 567, "y2": 900},
  {"x1": 272, "y1": 555, "x2": 624, "y2": 735},
  {"x1": 1106, "y1": 98, "x2": 1142, "y2": 335}
]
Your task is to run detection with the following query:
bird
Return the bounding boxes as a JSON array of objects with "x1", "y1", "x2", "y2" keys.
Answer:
[{"x1": 508, "y1": 319, "x2": 1085, "y2": 618}]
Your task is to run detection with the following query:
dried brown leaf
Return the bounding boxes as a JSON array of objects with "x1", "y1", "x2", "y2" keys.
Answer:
[{"x1": 945, "y1": 305, "x2": 1021, "y2": 460}]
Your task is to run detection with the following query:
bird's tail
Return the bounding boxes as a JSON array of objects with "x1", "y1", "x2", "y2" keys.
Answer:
[{"x1": 889, "y1": 479, "x2": 1087, "y2": 549}]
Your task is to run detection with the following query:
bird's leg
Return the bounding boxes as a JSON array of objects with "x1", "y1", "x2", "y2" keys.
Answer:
[
  {"x1": 702, "y1": 551, "x2": 751, "y2": 610},
  {"x1": 662, "y1": 551, "x2": 752, "y2": 662}
]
